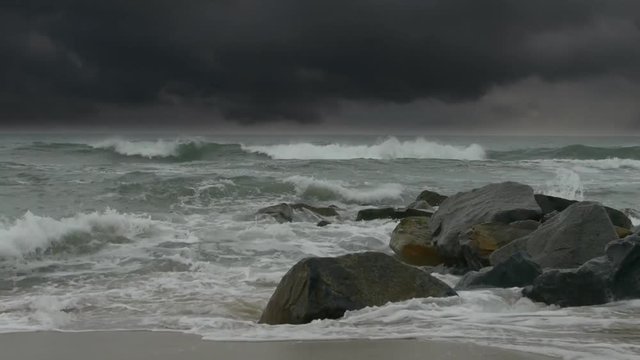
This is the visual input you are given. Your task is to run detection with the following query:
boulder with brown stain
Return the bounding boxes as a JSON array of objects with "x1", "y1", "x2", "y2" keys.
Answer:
[{"x1": 390, "y1": 217, "x2": 443, "y2": 266}]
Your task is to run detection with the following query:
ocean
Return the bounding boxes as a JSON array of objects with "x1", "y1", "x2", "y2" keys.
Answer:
[{"x1": 1, "y1": 133, "x2": 639, "y2": 359}]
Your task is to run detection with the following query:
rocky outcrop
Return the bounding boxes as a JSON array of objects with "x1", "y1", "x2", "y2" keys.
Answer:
[
  {"x1": 615, "y1": 226, "x2": 633, "y2": 238},
  {"x1": 461, "y1": 222, "x2": 538, "y2": 269},
  {"x1": 416, "y1": 189, "x2": 448, "y2": 206},
  {"x1": 257, "y1": 203, "x2": 340, "y2": 223},
  {"x1": 407, "y1": 200, "x2": 433, "y2": 211},
  {"x1": 291, "y1": 203, "x2": 340, "y2": 218},
  {"x1": 490, "y1": 202, "x2": 617, "y2": 269},
  {"x1": 456, "y1": 252, "x2": 541, "y2": 290},
  {"x1": 430, "y1": 182, "x2": 541, "y2": 266},
  {"x1": 523, "y1": 234, "x2": 640, "y2": 307},
  {"x1": 356, "y1": 207, "x2": 432, "y2": 221},
  {"x1": 257, "y1": 203, "x2": 294, "y2": 223},
  {"x1": 535, "y1": 194, "x2": 632, "y2": 229},
  {"x1": 390, "y1": 217, "x2": 442, "y2": 266},
  {"x1": 259, "y1": 252, "x2": 457, "y2": 325}
]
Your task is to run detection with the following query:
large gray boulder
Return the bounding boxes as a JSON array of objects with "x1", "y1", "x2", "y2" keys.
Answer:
[
  {"x1": 535, "y1": 194, "x2": 632, "y2": 229},
  {"x1": 259, "y1": 252, "x2": 456, "y2": 325},
  {"x1": 606, "y1": 234, "x2": 640, "y2": 300},
  {"x1": 491, "y1": 202, "x2": 617, "y2": 269},
  {"x1": 523, "y1": 234, "x2": 640, "y2": 307},
  {"x1": 456, "y1": 252, "x2": 541, "y2": 290},
  {"x1": 430, "y1": 182, "x2": 541, "y2": 265},
  {"x1": 523, "y1": 264, "x2": 612, "y2": 307},
  {"x1": 390, "y1": 217, "x2": 442, "y2": 266}
]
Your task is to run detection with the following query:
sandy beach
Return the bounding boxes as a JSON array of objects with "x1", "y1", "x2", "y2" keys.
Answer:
[{"x1": 0, "y1": 331, "x2": 557, "y2": 360}]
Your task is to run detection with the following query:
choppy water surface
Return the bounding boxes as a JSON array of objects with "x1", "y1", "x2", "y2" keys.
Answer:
[{"x1": 0, "y1": 134, "x2": 639, "y2": 359}]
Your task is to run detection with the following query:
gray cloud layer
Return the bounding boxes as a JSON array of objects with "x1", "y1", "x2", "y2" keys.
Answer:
[{"x1": 1, "y1": 0, "x2": 640, "y2": 130}]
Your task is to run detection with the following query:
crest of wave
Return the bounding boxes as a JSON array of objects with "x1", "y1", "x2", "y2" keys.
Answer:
[
  {"x1": 243, "y1": 137, "x2": 486, "y2": 160},
  {"x1": 91, "y1": 138, "x2": 202, "y2": 158},
  {"x1": 284, "y1": 176, "x2": 404, "y2": 204},
  {"x1": 0, "y1": 209, "x2": 156, "y2": 258}
]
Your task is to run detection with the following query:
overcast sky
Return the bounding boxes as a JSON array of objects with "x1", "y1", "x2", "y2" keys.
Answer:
[{"x1": 2, "y1": 0, "x2": 640, "y2": 134}]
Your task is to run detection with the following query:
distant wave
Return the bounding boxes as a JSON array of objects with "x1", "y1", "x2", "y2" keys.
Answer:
[
  {"x1": 489, "y1": 144, "x2": 640, "y2": 161},
  {"x1": 284, "y1": 175, "x2": 404, "y2": 203},
  {"x1": 242, "y1": 137, "x2": 487, "y2": 160},
  {"x1": 0, "y1": 209, "x2": 156, "y2": 258},
  {"x1": 90, "y1": 138, "x2": 250, "y2": 161}
]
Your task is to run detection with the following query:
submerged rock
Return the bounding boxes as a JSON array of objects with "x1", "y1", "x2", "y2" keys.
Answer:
[
  {"x1": 430, "y1": 182, "x2": 541, "y2": 265},
  {"x1": 356, "y1": 207, "x2": 432, "y2": 221},
  {"x1": 316, "y1": 220, "x2": 331, "y2": 227},
  {"x1": 390, "y1": 217, "x2": 442, "y2": 266},
  {"x1": 462, "y1": 222, "x2": 537, "y2": 269},
  {"x1": 456, "y1": 252, "x2": 541, "y2": 290},
  {"x1": 490, "y1": 202, "x2": 617, "y2": 269},
  {"x1": 415, "y1": 189, "x2": 448, "y2": 207},
  {"x1": 259, "y1": 252, "x2": 456, "y2": 325}
]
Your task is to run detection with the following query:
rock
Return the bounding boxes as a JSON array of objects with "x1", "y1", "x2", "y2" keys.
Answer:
[
  {"x1": 523, "y1": 265, "x2": 612, "y2": 307},
  {"x1": 356, "y1": 207, "x2": 432, "y2": 221},
  {"x1": 462, "y1": 222, "x2": 537, "y2": 269},
  {"x1": 534, "y1": 194, "x2": 576, "y2": 214},
  {"x1": 606, "y1": 207, "x2": 633, "y2": 229},
  {"x1": 356, "y1": 208, "x2": 396, "y2": 221},
  {"x1": 316, "y1": 220, "x2": 331, "y2": 227},
  {"x1": 615, "y1": 226, "x2": 633, "y2": 238},
  {"x1": 490, "y1": 202, "x2": 617, "y2": 269},
  {"x1": 291, "y1": 203, "x2": 340, "y2": 218},
  {"x1": 605, "y1": 234, "x2": 640, "y2": 300},
  {"x1": 534, "y1": 194, "x2": 632, "y2": 229},
  {"x1": 416, "y1": 189, "x2": 448, "y2": 206},
  {"x1": 509, "y1": 220, "x2": 541, "y2": 230},
  {"x1": 390, "y1": 217, "x2": 442, "y2": 266},
  {"x1": 257, "y1": 203, "x2": 293, "y2": 223},
  {"x1": 258, "y1": 252, "x2": 457, "y2": 325},
  {"x1": 541, "y1": 210, "x2": 559, "y2": 223},
  {"x1": 456, "y1": 253, "x2": 541, "y2": 290},
  {"x1": 430, "y1": 182, "x2": 541, "y2": 265},
  {"x1": 407, "y1": 200, "x2": 433, "y2": 211}
]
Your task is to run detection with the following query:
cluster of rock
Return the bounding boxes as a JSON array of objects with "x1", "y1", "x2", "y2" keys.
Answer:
[{"x1": 256, "y1": 181, "x2": 640, "y2": 325}]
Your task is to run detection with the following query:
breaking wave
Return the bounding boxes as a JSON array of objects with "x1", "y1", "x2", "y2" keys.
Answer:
[
  {"x1": 0, "y1": 209, "x2": 160, "y2": 258},
  {"x1": 90, "y1": 138, "x2": 248, "y2": 161},
  {"x1": 284, "y1": 175, "x2": 404, "y2": 204},
  {"x1": 242, "y1": 137, "x2": 486, "y2": 160}
]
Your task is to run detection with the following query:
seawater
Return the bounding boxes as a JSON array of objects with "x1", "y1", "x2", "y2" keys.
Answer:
[{"x1": 0, "y1": 134, "x2": 639, "y2": 360}]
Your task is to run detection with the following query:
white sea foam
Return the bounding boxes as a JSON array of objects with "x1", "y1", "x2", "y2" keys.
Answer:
[
  {"x1": 91, "y1": 138, "x2": 202, "y2": 158},
  {"x1": 0, "y1": 209, "x2": 156, "y2": 257},
  {"x1": 284, "y1": 175, "x2": 404, "y2": 203},
  {"x1": 242, "y1": 137, "x2": 486, "y2": 160},
  {"x1": 539, "y1": 168, "x2": 585, "y2": 200}
]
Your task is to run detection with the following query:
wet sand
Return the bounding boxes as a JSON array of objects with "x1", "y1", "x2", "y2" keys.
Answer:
[{"x1": 0, "y1": 331, "x2": 557, "y2": 360}]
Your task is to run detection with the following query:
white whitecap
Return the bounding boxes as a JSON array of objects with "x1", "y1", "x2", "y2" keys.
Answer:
[{"x1": 242, "y1": 137, "x2": 486, "y2": 160}]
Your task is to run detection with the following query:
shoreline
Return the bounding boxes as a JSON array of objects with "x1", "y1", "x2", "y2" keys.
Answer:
[{"x1": 0, "y1": 330, "x2": 558, "y2": 360}]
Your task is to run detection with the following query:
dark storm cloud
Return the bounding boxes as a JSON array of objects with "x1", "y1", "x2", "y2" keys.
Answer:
[{"x1": 1, "y1": 0, "x2": 640, "y2": 126}]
